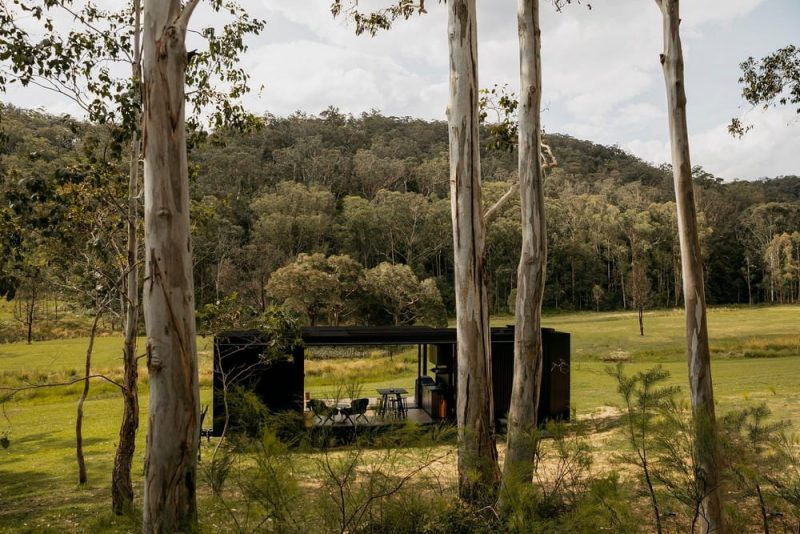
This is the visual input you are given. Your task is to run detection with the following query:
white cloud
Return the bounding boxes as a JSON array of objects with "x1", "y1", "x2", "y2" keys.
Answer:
[
  {"x1": 564, "y1": 101, "x2": 662, "y2": 143},
  {"x1": 681, "y1": 0, "x2": 768, "y2": 27},
  {"x1": 2, "y1": 83, "x2": 81, "y2": 116},
  {"x1": 242, "y1": 39, "x2": 439, "y2": 118},
  {"x1": 624, "y1": 138, "x2": 670, "y2": 166},
  {"x1": 692, "y1": 107, "x2": 800, "y2": 179},
  {"x1": 624, "y1": 107, "x2": 800, "y2": 180}
]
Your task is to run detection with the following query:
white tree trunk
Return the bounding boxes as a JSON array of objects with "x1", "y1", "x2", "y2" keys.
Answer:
[
  {"x1": 447, "y1": 0, "x2": 500, "y2": 501},
  {"x1": 655, "y1": 1, "x2": 724, "y2": 531},
  {"x1": 142, "y1": 0, "x2": 200, "y2": 531},
  {"x1": 502, "y1": 0, "x2": 547, "y2": 495}
]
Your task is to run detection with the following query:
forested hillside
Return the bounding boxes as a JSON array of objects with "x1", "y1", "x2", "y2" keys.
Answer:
[{"x1": 2, "y1": 104, "x2": 799, "y2": 332}]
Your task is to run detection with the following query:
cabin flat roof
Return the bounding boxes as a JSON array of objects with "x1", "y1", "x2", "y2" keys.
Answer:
[
  {"x1": 302, "y1": 326, "x2": 461, "y2": 345},
  {"x1": 216, "y1": 326, "x2": 565, "y2": 346}
]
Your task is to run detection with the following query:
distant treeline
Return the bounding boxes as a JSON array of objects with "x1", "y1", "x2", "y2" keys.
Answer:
[{"x1": 2, "y1": 105, "x2": 799, "y2": 328}]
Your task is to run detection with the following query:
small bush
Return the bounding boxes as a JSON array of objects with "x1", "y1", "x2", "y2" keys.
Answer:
[
  {"x1": 226, "y1": 386, "x2": 270, "y2": 438},
  {"x1": 500, "y1": 419, "x2": 636, "y2": 533},
  {"x1": 201, "y1": 443, "x2": 234, "y2": 497}
]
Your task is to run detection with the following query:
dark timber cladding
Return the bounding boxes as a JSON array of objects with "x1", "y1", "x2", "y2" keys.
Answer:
[
  {"x1": 212, "y1": 326, "x2": 570, "y2": 436},
  {"x1": 212, "y1": 330, "x2": 305, "y2": 436}
]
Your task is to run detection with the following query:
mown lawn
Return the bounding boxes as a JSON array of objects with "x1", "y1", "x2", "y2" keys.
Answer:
[{"x1": 0, "y1": 305, "x2": 798, "y2": 532}]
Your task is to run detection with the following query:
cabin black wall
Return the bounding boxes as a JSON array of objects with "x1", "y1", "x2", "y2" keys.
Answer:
[
  {"x1": 212, "y1": 331, "x2": 304, "y2": 436},
  {"x1": 491, "y1": 328, "x2": 571, "y2": 425}
]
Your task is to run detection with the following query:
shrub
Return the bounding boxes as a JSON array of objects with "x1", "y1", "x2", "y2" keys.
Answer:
[{"x1": 226, "y1": 386, "x2": 270, "y2": 439}]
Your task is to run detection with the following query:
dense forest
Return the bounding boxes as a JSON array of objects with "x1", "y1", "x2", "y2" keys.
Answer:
[{"x1": 1, "y1": 104, "x2": 799, "y2": 333}]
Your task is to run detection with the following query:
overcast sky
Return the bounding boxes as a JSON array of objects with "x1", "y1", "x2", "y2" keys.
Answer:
[{"x1": 3, "y1": 0, "x2": 798, "y2": 181}]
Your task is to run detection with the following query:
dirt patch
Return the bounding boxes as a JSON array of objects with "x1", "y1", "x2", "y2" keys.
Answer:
[{"x1": 601, "y1": 350, "x2": 632, "y2": 363}]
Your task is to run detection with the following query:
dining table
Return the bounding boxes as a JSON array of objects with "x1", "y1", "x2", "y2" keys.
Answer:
[{"x1": 376, "y1": 387, "x2": 408, "y2": 418}]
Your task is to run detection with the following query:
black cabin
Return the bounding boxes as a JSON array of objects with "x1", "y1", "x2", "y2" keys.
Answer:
[{"x1": 212, "y1": 325, "x2": 570, "y2": 436}]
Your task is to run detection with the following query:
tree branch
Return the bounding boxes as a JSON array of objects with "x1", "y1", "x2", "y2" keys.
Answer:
[
  {"x1": 1, "y1": 374, "x2": 125, "y2": 401},
  {"x1": 484, "y1": 182, "x2": 519, "y2": 224},
  {"x1": 484, "y1": 141, "x2": 557, "y2": 224},
  {"x1": 541, "y1": 141, "x2": 557, "y2": 170},
  {"x1": 178, "y1": 0, "x2": 201, "y2": 31}
]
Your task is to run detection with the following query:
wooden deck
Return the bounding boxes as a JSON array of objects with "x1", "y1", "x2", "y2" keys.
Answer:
[{"x1": 307, "y1": 398, "x2": 435, "y2": 428}]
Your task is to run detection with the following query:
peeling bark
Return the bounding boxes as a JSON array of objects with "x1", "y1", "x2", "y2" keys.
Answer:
[
  {"x1": 446, "y1": 0, "x2": 500, "y2": 501},
  {"x1": 142, "y1": 0, "x2": 201, "y2": 531},
  {"x1": 501, "y1": 0, "x2": 547, "y2": 497},
  {"x1": 654, "y1": 1, "x2": 724, "y2": 531}
]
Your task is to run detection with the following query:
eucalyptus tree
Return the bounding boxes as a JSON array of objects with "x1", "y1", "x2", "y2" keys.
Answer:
[
  {"x1": 270, "y1": 136, "x2": 352, "y2": 196},
  {"x1": 0, "y1": 110, "x2": 77, "y2": 343},
  {"x1": 445, "y1": 0, "x2": 502, "y2": 500},
  {"x1": 413, "y1": 150, "x2": 450, "y2": 197},
  {"x1": 763, "y1": 232, "x2": 800, "y2": 304},
  {"x1": 326, "y1": 254, "x2": 366, "y2": 325},
  {"x1": 54, "y1": 163, "x2": 124, "y2": 486},
  {"x1": 330, "y1": 0, "x2": 501, "y2": 500},
  {"x1": 191, "y1": 195, "x2": 246, "y2": 304},
  {"x1": 138, "y1": 0, "x2": 254, "y2": 528},
  {"x1": 370, "y1": 190, "x2": 451, "y2": 269},
  {"x1": 737, "y1": 202, "x2": 800, "y2": 300},
  {"x1": 495, "y1": 0, "x2": 596, "y2": 503},
  {"x1": 654, "y1": 0, "x2": 724, "y2": 530},
  {"x1": 501, "y1": 0, "x2": 548, "y2": 497},
  {"x1": 352, "y1": 148, "x2": 408, "y2": 199},
  {"x1": 115, "y1": 2, "x2": 143, "y2": 513},
  {"x1": 362, "y1": 262, "x2": 446, "y2": 327},
  {"x1": 250, "y1": 181, "x2": 336, "y2": 260},
  {"x1": 620, "y1": 207, "x2": 657, "y2": 335},
  {"x1": 266, "y1": 253, "x2": 339, "y2": 326},
  {"x1": 1, "y1": 0, "x2": 262, "y2": 523},
  {"x1": 340, "y1": 195, "x2": 382, "y2": 266},
  {"x1": 474, "y1": 2, "x2": 566, "y2": 500}
]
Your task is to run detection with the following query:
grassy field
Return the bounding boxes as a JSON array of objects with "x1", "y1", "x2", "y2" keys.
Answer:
[{"x1": 0, "y1": 305, "x2": 799, "y2": 531}]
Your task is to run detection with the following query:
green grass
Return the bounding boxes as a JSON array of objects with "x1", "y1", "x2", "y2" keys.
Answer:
[
  {"x1": 496, "y1": 305, "x2": 800, "y2": 362},
  {"x1": 0, "y1": 299, "x2": 116, "y2": 343},
  {"x1": 1, "y1": 305, "x2": 799, "y2": 531},
  {"x1": 305, "y1": 347, "x2": 418, "y2": 398},
  {"x1": 0, "y1": 336, "x2": 143, "y2": 373},
  {"x1": 0, "y1": 383, "x2": 215, "y2": 533},
  {"x1": 571, "y1": 357, "x2": 800, "y2": 421}
]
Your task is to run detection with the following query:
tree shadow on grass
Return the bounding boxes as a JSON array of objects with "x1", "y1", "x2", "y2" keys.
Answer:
[
  {"x1": 8, "y1": 431, "x2": 57, "y2": 444},
  {"x1": 0, "y1": 467, "x2": 122, "y2": 530},
  {"x1": 1, "y1": 434, "x2": 107, "y2": 466},
  {"x1": 40, "y1": 436, "x2": 106, "y2": 449},
  {"x1": 0, "y1": 467, "x2": 60, "y2": 508}
]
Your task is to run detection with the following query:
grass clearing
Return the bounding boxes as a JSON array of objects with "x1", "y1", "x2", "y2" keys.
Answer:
[
  {"x1": 0, "y1": 305, "x2": 799, "y2": 531},
  {"x1": 531, "y1": 305, "x2": 800, "y2": 362},
  {"x1": 0, "y1": 300, "x2": 118, "y2": 344}
]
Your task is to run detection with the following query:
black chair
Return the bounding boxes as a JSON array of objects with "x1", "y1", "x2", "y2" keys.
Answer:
[
  {"x1": 340, "y1": 398, "x2": 370, "y2": 425},
  {"x1": 309, "y1": 399, "x2": 339, "y2": 425}
]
